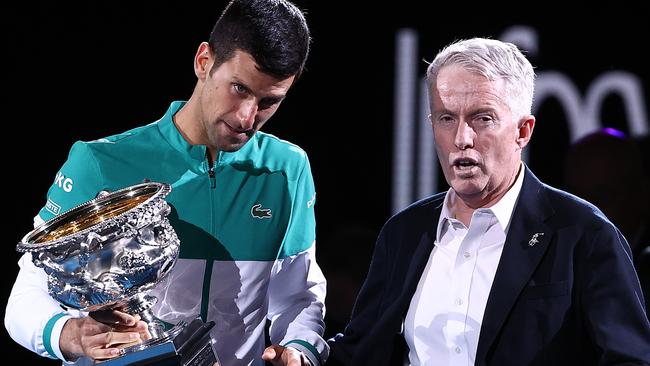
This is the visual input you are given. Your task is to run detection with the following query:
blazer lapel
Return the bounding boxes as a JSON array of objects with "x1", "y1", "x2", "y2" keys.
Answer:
[
  {"x1": 398, "y1": 197, "x2": 445, "y2": 324},
  {"x1": 475, "y1": 168, "x2": 555, "y2": 364},
  {"x1": 403, "y1": 212, "x2": 440, "y2": 295}
]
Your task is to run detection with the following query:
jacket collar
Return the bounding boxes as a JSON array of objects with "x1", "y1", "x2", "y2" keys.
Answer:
[
  {"x1": 156, "y1": 101, "x2": 262, "y2": 168},
  {"x1": 157, "y1": 101, "x2": 207, "y2": 162}
]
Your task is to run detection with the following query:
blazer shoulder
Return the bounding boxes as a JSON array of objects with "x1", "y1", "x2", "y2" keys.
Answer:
[
  {"x1": 542, "y1": 183, "x2": 614, "y2": 230},
  {"x1": 383, "y1": 192, "x2": 446, "y2": 230}
]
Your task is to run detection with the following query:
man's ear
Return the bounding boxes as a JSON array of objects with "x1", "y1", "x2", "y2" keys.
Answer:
[
  {"x1": 516, "y1": 115, "x2": 536, "y2": 150},
  {"x1": 194, "y1": 42, "x2": 213, "y2": 80}
]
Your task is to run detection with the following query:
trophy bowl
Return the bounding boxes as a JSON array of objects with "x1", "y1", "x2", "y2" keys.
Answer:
[
  {"x1": 17, "y1": 182, "x2": 219, "y2": 365},
  {"x1": 19, "y1": 182, "x2": 186, "y2": 341},
  {"x1": 18, "y1": 182, "x2": 178, "y2": 313}
]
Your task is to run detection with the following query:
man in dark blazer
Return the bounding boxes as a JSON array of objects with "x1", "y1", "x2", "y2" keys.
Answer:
[{"x1": 326, "y1": 38, "x2": 650, "y2": 365}]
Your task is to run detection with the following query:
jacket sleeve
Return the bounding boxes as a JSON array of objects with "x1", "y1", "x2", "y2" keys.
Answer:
[
  {"x1": 5, "y1": 251, "x2": 77, "y2": 361},
  {"x1": 5, "y1": 141, "x2": 104, "y2": 362},
  {"x1": 580, "y1": 221, "x2": 650, "y2": 364},
  {"x1": 267, "y1": 153, "x2": 328, "y2": 366},
  {"x1": 268, "y1": 244, "x2": 328, "y2": 366}
]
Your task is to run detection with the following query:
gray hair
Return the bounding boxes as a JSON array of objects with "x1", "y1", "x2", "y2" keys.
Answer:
[{"x1": 426, "y1": 38, "x2": 536, "y2": 120}]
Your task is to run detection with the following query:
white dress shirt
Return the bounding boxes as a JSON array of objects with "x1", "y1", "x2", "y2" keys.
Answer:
[{"x1": 404, "y1": 165, "x2": 525, "y2": 366}]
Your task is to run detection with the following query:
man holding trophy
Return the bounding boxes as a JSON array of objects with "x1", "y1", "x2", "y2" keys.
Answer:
[{"x1": 5, "y1": 1, "x2": 327, "y2": 365}]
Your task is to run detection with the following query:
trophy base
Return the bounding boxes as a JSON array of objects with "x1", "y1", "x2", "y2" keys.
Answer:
[{"x1": 102, "y1": 317, "x2": 219, "y2": 366}]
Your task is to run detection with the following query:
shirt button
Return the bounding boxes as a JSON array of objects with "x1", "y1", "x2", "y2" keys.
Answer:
[
  {"x1": 455, "y1": 298, "x2": 463, "y2": 306},
  {"x1": 454, "y1": 346, "x2": 462, "y2": 354},
  {"x1": 463, "y1": 251, "x2": 471, "y2": 258}
]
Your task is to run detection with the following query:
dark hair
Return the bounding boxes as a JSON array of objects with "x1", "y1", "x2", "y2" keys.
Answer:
[{"x1": 208, "y1": 0, "x2": 310, "y2": 80}]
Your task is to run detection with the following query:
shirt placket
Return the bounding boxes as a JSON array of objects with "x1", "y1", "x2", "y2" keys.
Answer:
[{"x1": 446, "y1": 211, "x2": 492, "y2": 365}]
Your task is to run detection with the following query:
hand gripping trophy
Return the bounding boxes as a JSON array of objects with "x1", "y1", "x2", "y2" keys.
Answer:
[{"x1": 17, "y1": 182, "x2": 220, "y2": 366}]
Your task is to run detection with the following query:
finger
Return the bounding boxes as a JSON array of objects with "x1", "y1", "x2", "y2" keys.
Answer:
[
  {"x1": 111, "y1": 320, "x2": 147, "y2": 332},
  {"x1": 139, "y1": 328, "x2": 152, "y2": 341},
  {"x1": 90, "y1": 346, "x2": 123, "y2": 360},
  {"x1": 103, "y1": 330, "x2": 142, "y2": 348},
  {"x1": 89, "y1": 309, "x2": 124, "y2": 325},
  {"x1": 108, "y1": 320, "x2": 151, "y2": 345},
  {"x1": 109, "y1": 310, "x2": 139, "y2": 326},
  {"x1": 90, "y1": 320, "x2": 114, "y2": 334},
  {"x1": 117, "y1": 312, "x2": 140, "y2": 323},
  {"x1": 90, "y1": 309, "x2": 139, "y2": 326},
  {"x1": 132, "y1": 320, "x2": 152, "y2": 340},
  {"x1": 262, "y1": 345, "x2": 280, "y2": 362}
]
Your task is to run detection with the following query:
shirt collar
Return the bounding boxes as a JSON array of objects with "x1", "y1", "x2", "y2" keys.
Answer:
[{"x1": 437, "y1": 162, "x2": 526, "y2": 240}]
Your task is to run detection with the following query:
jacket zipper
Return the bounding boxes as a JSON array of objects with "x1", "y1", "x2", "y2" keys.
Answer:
[
  {"x1": 201, "y1": 148, "x2": 217, "y2": 321},
  {"x1": 206, "y1": 149, "x2": 216, "y2": 189}
]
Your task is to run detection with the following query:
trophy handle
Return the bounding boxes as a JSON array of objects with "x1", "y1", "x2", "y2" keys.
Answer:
[
  {"x1": 79, "y1": 231, "x2": 102, "y2": 268},
  {"x1": 33, "y1": 252, "x2": 66, "y2": 273}
]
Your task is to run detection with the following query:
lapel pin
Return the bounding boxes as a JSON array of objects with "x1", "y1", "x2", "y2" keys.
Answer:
[{"x1": 528, "y1": 232, "x2": 544, "y2": 247}]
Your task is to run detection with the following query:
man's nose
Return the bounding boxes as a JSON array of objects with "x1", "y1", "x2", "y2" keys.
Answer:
[
  {"x1": 454, "y1": 121, "x2": 475, "y2": 150},
  {"x1": 236, "y1": 99, "x2": 258, "y2": 130}
]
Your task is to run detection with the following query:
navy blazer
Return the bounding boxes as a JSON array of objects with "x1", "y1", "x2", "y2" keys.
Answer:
[{"x1": 327, "y1": 168, "x2": 650, "y2": 365}]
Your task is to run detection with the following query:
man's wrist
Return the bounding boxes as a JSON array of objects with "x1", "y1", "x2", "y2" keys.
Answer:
[
  {"x1": 58, "y1": 317, "x2": 83, "y2": 361},
  {"x1": 282, "y1": 340, "x2": 321, "y2": 366}
]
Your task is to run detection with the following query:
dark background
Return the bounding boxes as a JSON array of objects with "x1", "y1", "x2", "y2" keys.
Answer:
[{"x1": 5, "y1": 2, "x2": 649, "y2": 363}]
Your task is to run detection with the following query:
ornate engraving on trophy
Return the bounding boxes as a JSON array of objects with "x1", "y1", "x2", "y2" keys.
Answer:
[{"x1": 18, "y1": 182, "x2": 219, "y2": 366}]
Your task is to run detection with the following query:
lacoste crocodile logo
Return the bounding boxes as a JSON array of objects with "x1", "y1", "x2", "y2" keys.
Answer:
[{"x1": 251, "y1": 204, "x2": 272, "y2": 219}]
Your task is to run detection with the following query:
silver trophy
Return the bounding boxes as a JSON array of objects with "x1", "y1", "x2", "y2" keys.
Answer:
[{"x1": 17, "y1": 182, "x2": 219, "y2": 366}]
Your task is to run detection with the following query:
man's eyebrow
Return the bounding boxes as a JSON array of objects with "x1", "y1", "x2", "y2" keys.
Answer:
[
  {"x1": 468, "y1": 107, "x2": 497, "y2": 115},
  {"x1": 432, "y1": 108, "x2": 454, "y2": 117},
  {"x1": 261, "y1": 95, "x2": 285, "y2": 105}
]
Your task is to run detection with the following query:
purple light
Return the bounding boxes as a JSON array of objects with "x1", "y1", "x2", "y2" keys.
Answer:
[{"x1": 601, "y1": 127, "x2": 626, "y2": 138}]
